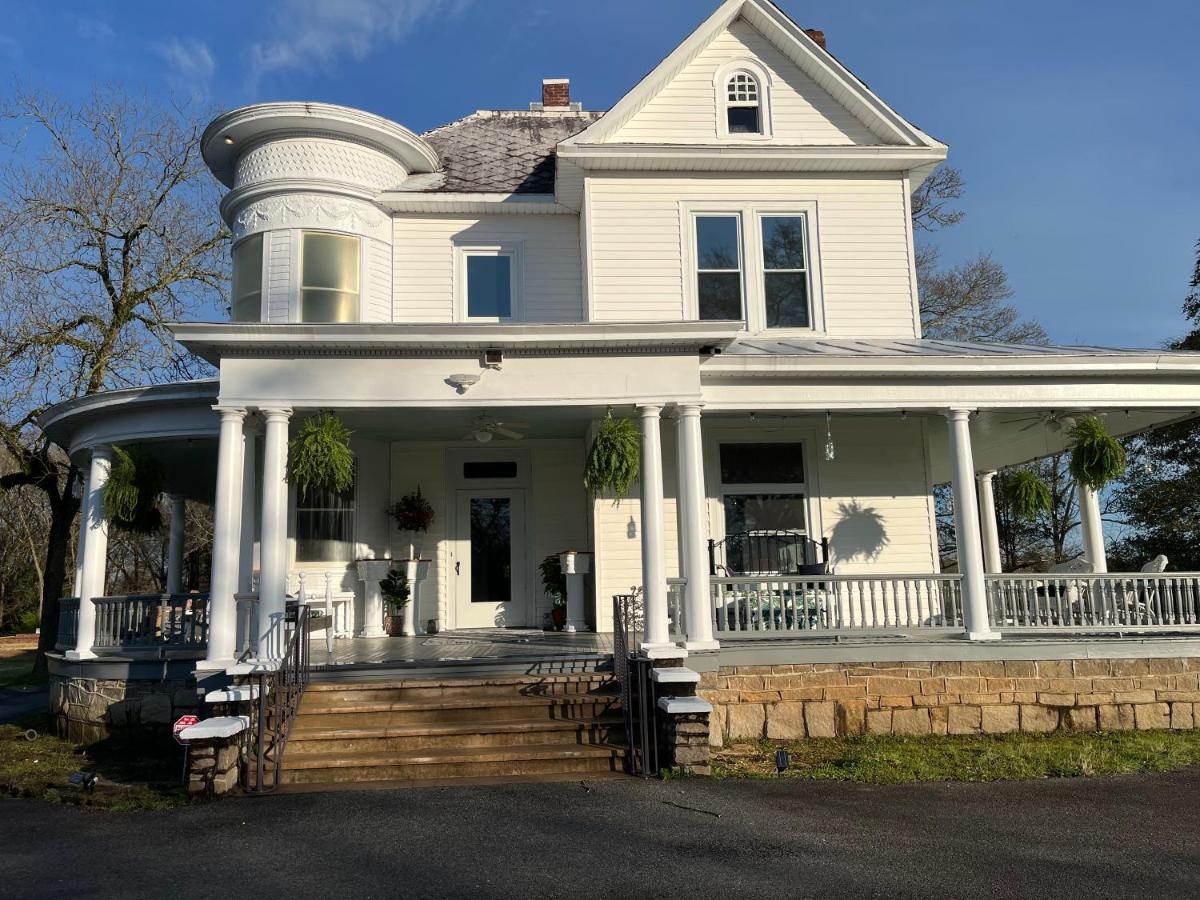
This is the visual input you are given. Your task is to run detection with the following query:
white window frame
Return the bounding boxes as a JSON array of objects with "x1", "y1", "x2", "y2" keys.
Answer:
[
  {"x1": 757, "y1": 211, "x2": 817, "y2": 333},
  {"x1": 688, "y1": 211, "x2": 746, "y2": 324},
  {"x1": 455, "y1": 243, "x2": 523, "y2": 323},
  {"x1": 295, "y1": 230, "x2": 363, "y2": 324},
  {"x1": 714, "y1": 59, "x2": 773, "y2": 140},
  {"x1": 289, "y1": 463, "x2": 359, "y2": 566},
  {"x1": 231, "y1": 232, "x2": 267, "y2": 323},
  {"x1": 681, "y1": 201, "x2": 824, "y2": 334}
]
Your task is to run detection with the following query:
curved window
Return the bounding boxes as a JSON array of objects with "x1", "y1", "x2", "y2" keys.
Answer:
[
  {"x1": 725, "y1": 72, "x2": 762, "y2": 135},
  {"x1": 301, "y1": 232, "x2": 360, "y2": 323},
  {"x1": 231, "y1": 234, "x2": 263, "y2": 322}
]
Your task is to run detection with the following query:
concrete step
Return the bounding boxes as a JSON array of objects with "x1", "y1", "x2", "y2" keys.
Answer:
[
  {"x1": 279, "y1": 742, "x2": 626, "y2": 785},
  {"x1": 308, "y1": 655, "x2": 613, "y2": 682},
  {"x1": 303, "y1": 673, "x2": 617, "y2": 705},
  {"x1": 287, "y1": 714, "x2": 625, "y2": 755},
  {"x1": 295, "y1": 694, "x2": 619, "y2": 729}
]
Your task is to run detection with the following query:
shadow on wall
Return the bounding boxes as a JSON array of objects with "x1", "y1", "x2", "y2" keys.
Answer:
[{"x1": 828, "y1": 501, "x2": 889, "y2": 567}]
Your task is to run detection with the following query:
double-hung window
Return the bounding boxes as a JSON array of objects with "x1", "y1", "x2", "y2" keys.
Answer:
[
  {"x1": 459, "y1": 246, "x2": 519, "y2": 321},
  {"x1": 694, "y1": 214, "x2": 744, "y2": 321},
  {"x1": 295, "y1": 473, "x2": 356, "y2": 563},
  {"x1": 760, "y1": 215, "x2": 812, "y2": 328}
]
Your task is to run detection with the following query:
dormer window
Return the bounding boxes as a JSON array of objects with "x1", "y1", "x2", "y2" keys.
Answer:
[{"x1": 726, "y1": 72, "x2": 761, "y2": 134}]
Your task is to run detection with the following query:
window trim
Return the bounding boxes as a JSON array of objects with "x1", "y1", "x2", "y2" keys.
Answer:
[
  {"x1": 291, "y1": 463, "x2": 358, "y2": 565},
  {"x1": 692, "y1": 212, "x2": 746, "y2": 323},
  {"x1": 231, "y1": 232, "x2": 267, "y2": 322},
  {"x1": 714, "y1": 59, "x2": 773, "y2": 140},
  {"x1": 297, "y1": 230, "x2": 363, "y2": 324},
  {"x1": 759, "y1": 213, "x2": 815, "y2": 331},
  {"x1": 681, "y1": 201, "x2": 824, "y2": 334},
  {"x1": 454, "y1": 242, "x2": 523, "y2": 323}
]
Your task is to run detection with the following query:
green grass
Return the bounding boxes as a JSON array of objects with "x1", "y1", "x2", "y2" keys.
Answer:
[
  {"x1": 712, "y1": 730, "x2": 1200, "y2": 783},
  {"x1": 0, "y1": 647, "x2": 42, "y2": 688},
  {"x1": 0, "y1": 716, "x2": 189, "y2": 811}
]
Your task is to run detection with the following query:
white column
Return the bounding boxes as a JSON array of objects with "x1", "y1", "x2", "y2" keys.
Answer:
[
  {"x1": 638, "y1": 404, "x2": 675, "y2": 655},
  {"x1": 976, "y1": 471, "x2": 1002, "y2": 575},
  {"x1": 71, "y1": 467, "x2": 88, "y2": 599},
  {"x1": 68, "y1": 446, "x2": 112, "y2": 660},
  {"x1": 206, "y1": 407, "x2": 246, "y2": 665},
  {"x1": 676, "y1": 404, "x2": 717, "y2": 651},
  {"x1": 946, "y1": 410, "x2": 997, "y2": 641},
  {"x1": 238, "y1": 426, "x2": 258, "y2": 594},
  {"x1": 1077, "y1": 482, "x2": 1107, "y2": 573},
  {"x1": 166, "y1": 494, "x2": 187, "y2": 594},
  {"x1": 257, "y1": 407, "x2": 292, "y2": 660}
]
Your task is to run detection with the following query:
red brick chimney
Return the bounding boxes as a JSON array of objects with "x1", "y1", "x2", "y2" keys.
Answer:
[
  {"x1": 542, "y1": 79, "x2": 570, "y2": 109},
  {"x1": 803, "y1": 29, "x2": 827, "y2": 50}
]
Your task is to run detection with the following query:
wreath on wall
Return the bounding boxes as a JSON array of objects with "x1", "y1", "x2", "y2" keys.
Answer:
[
  {"x1": 287, "y1": 411, "x2": 355, "y2": 494},
  {"x1": 102, "y1": 445, "x2": 164, "y2": 533},
  {"x1": 584, "y1": 410, "x2": 640, "y2": 502}
]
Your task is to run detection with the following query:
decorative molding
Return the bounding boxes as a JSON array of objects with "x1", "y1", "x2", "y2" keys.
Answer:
[
  {"x1": 234, "y1": 137, "x2": 407, "y2": 193},
  {"x1": 231, "y1": 194, "x2": 388, "y2": 241}
]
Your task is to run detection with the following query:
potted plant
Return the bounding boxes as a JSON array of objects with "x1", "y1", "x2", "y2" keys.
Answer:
[
  {"x1": 1069, "y1": 415, "x2": 1126, "y2": 490},
  {"x1": 1004, "y1": 468, "x2": 1052, "y2": 521},
  {"x1": 103, "y1": 444, "x2": 165, "y2": 533},
  {"x1": 584, "y1": 409, "x2": 640, "y2": 503},
  {"x1": 288, "y1": 411, "x2": 355, "y2": 493},
  {"x1": 380, "y1": 568, "x2": 411, "y2": 637},
  {"x1": 541, "y1": 554, "x2": 568, "y2": 631},
  {"x1": 389, "y1": 488, "x2": 435, "y2": 559}
]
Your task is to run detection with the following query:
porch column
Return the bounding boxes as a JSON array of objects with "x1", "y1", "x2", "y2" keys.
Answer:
[
  {"x1": 166, "y1": 494, "x2": 186, "y2": 594},
  {"x1": 257, "y1": 407, "x2": 292, "y2": 660},
  {"x1": 946, "y1": 410, "x2": 997, "y2": 641},
  {"x1": 68, "y1": 446, "x2": 112, "y2": 660},
  {"x1": 976, "y1": 471, "x2": 1002, "y2": 574},
  {"x1": 206, "y1": 407, "x2": 246, "y2": 665},
  {"x1": 238, "y1": 425, "x2": 258, "y2": 594},
  {"x1": 676, "y1": 403, "x2": 717, "y2": 650},
  {"x1": 1077, "y1": 482, "x2": 1108, "y2": 573},
  {"x1": 638, "y1": 404, "x2": 673, "y2": 654}
]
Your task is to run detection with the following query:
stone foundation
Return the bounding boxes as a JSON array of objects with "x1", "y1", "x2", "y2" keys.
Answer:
[
  {"x1": 699, "y1": 657, "x2": 1200, "y2": 741},
  {"x1": 186, "y1": 737, "x2": 241, "y2": 797},
  {"x1": 48, "y1": 669, "x2": 200, "y2": 744},
  {"x1": 659, "y1": 710, "x2": 712, "y2": 775}
]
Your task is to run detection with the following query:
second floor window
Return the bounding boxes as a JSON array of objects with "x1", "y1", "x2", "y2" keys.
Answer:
[
  {"x1": 231, "y1": 233, "x2": 263, "y2": 322},
  {"x1": 301, "y1": 232, "x2": 360, "y2": 323},
  {"x1": 725, "y1": 72, "x2": 762, "y2": 135},
  {"x1": 695, "y1": 214, "x2": 743, "y2": 321},
  {"x1": 761, "y1": 215, "x2": 812, "y2": 328},
  {"x1": 458, "y1": 245, "x2": 520, "y2": 321}
]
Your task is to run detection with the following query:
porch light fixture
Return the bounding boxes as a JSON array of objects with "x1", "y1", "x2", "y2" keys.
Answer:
[
  {"x1": 483, "y1": 348, "x2": 504, "y2": 370},
  {"x1": 474, "y1": 430, "x2": 493, "y2": 443},
  {"x1": 824, "y1": 412, "x2": 835, "y2": 462},
  {"x1": 446, "y1": 372, "x2": 482, "y2": 394},
  {"x1": 223, "y1": 135, "x2": 235, "y2": 145}
]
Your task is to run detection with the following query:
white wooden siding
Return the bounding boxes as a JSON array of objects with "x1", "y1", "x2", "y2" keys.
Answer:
[
  {"x1": 610, "y1": 18, "x2": 884, "y2": 146},
  {"x1": 364, "y1": 237, "x2": 393, "y2": 323},
  {"x1": 587, "y1": 174, "x2": 919, "y2": 338},
  {"x1": 265, "y1": 230, "x2": 293, "y2": 323},
  {"x1": 392, "y1": 214, "x2": 584, "y2": 323}
]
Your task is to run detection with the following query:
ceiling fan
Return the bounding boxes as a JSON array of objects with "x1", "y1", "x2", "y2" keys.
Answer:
[{"x1": 464, "y1": 414, "x2": 528, "y2": 443}]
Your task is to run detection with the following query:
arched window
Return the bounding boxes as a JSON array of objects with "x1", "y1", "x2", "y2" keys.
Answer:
[{"x1": 725, "y1": 71, "x2": 762, "y2": 135}]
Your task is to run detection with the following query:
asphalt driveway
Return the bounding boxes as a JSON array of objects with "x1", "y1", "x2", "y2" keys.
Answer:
[{"x1": 3, "y1": 771, "x2": 1198, "y2": 899}]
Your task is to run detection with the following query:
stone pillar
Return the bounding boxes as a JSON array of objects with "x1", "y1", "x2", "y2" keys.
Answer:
[
  {"x1": 1077, "y1": 482, "x2": 1108, "y2": 573},
  {"x1": 257, "y1": 407, "x2": 292, "y2": 660},
  {"x1": 206, "y1": 407, "x2": 247, "y2": 665},
  {"x1": 638, "y1": 404, "x2": 673, "y2": 654},
  {"x1": 676, "y1": 404, "x2": 717, "y2": 651},
  {"x1": 238, "y1": 425, "x2": 258, "y2": 594},
  {"x1": 68, "y1": 446, "x2": 112, "y2": 660},
  {"x1": 946, "y1": 410, "x2": 997, "y2": 641},
  {"x1": 166, "y1": 494, "x2": 187, "y2": 594},
  {"x1": 977, "y1": 471, "x2": 1002, "y2": 574}
]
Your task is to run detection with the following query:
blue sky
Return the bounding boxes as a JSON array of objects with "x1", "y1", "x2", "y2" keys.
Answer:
[{"x1": 1, "y1": 0, "x2": 1197, "y2": 348}]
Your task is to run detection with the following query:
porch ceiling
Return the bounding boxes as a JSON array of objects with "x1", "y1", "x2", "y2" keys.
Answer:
[{"x1": 330, "y1": 404, "x2": 608, "y2": 441}]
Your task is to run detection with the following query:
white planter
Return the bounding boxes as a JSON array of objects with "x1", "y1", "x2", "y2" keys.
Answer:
[{"x1": 354, "y1": 559, "x2": 394, "y2": 638}]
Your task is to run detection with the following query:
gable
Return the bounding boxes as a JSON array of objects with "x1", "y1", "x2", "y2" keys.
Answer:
[{"x1": 610, "y1": 17, "x2": 887, "y2": 146}]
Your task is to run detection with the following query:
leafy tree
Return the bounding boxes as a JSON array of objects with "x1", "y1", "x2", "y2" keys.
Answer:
[{"x1": 0, "y1": 88, "x2": 226, "y2": 669}]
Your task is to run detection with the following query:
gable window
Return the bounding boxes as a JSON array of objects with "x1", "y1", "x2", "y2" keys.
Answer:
[
  {"x1": 296, "y1": 474, "x2": 356, "y2": 563},
  {"x1": 300, "y1": 231, "x2": 360, "y2": 323},
  {"x1": 725, "y1": 72, "x2": 762, "y2": 135},
  {"x1": 695, "y1": 214, "x2": 743, "y2": 321},
  {"x1": 231, "y1": 233, "x2": 263, "y2": 322},
  {"x1": 761, "y1": 215, "x2": 812, "y2": 328},
  {"x1": 457, "y1": 245, "x2": 520, "y2": 321}
]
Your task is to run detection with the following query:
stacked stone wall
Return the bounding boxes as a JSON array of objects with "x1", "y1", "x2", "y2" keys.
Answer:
[{"x1": 49, "y1": 674, "x2": 199, "y2": 744}]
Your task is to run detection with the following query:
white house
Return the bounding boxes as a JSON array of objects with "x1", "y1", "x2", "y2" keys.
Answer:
[{"x1": 40, "y1": 0, "x2": 1200, "y2": 785}]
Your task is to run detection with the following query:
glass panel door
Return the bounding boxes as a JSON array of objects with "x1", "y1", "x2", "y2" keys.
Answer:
[
  {"x1": 454, "y1": 489, "x2": 527, "y2": 628},
  {"x1": 470, "y1": 497, "x2": 511, "y2": 605}
]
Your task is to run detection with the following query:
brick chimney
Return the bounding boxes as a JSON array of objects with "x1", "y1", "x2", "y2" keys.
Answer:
[
  {"x1": 542, "y1": 79, "x2": 570, "y2": 109},
  {"x1": 803, "y1": 28, "x2": 827, "y2": 50}
]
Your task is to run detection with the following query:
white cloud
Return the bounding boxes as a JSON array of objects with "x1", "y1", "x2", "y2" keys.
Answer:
[
  {"x1": 245, "y1": 0, "x2": 469, "y2": 89},
  {"x1": 75, "y1": 15, "x2": 116, "y2": 42},
  {"x1": 154, "y1": 38, "x2": 216, "y2": 100}
]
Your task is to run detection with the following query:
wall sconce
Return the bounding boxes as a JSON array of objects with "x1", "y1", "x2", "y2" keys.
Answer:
[{"x1": 446, "y1": 373, "x2": 481, "y2": 394}]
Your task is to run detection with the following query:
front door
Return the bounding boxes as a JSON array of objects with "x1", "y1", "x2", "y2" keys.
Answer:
[{"x1": 453, "y1": 489, "x2": 527, "y2": 628}]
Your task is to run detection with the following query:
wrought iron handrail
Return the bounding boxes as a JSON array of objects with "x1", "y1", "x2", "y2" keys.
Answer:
[
  {"x1": 711, "y1": 573, "x2": 964, "y2": 636},
  {"x1": 90, "y1": 594, "x2": 210, "y2": 654},
  {"x1": 985, "y1": 572, "x2": 1200, "y2": 631},
  {"x1": 56, "y1": 597, "x2": 80, "y2": 650},
  {"x1": 612, "y1": 590, "x2": 657, "y2": 777},
  {"x1": 244, "y1": 603, "x2": 311, "y2": 794}
]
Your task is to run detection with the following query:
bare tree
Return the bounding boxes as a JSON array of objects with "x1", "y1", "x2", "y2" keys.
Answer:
[
  {"x1": 0, "y1": 87, "x2": 227, "y2": 669},
  {"x1": 919, "y1": 250, "x2": 1047, "y2": 344}
]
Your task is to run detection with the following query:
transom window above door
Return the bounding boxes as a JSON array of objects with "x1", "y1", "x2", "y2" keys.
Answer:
[{"x1": 457, "y1": 245, "x2": 521, "y2": 321}]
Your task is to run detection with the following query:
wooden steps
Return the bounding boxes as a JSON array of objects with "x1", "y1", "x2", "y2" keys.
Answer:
[{"x1": 278, "y1": 673, "x2": 627, "y2": 788}]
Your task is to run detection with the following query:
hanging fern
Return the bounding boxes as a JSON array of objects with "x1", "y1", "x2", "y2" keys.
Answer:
[
  {"x1": 584, "y1": 410, "x2": 640, "y2": 502},
  {"x1": 1069, "y1": 415, "x2": 1126, "y2": 491},
  {"x1": 1005, "y1": 468, "x2": 1051, "y2": 521},
  {"x1": 287, "y1": 411, "x2": 355, "y2": 494},
  {"x1": 102, "y1": 445, "x2": 164, "y2": 533}
]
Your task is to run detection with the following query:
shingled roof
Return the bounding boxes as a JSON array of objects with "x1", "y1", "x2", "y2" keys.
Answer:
[{"x1": 420, "y1": 110, "x2": 605, "y2": 194}]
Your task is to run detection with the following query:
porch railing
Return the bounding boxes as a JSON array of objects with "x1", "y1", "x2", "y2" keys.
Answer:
[
  {"x1": 90, "y1": 594, "x2": 210, "y2": 655},
  {"x1": 56, "y1": 597, "x2": 80, "y2": 650},
  {"x1": 667, "y1": 577, "x2": 686, "y2": 641},
  {"x1": 244, "y1": 602, "x2": 311, "y2": 794},
  {"x1": 986, "y1": 573, "x2": 1200, "y2": 632},
  {"x1": 711, "y1": 574, "x2": 965, "y2": 638}
]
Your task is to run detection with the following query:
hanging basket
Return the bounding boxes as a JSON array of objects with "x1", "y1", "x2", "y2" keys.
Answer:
[
  {"x1": 287, "y1": 412, "x2": 355, "y2": 494},
  {"x1": 1069, "y1": 415, "x2": 1126, "y2": 491},
  {"x1": 389, "y1": 488, "x2": 434, "y2": 533},
  {"x1": 102, "y1": 445, "x2": 164, "y2": 533},
  {"x1": 584, "y1": 410, "x2": 640, "y2": 502},
  {"x1": 1004, "y1": 468, "x2": 1051, "y2": 521}
]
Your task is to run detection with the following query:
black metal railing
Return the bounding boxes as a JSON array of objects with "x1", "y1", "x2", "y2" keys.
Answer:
[
  {"x1": 708, "y1": 531, "x2": 830, "y2": 577},
  {"x1": 91, "y1": 594, "x2": 210, "y2": 654},
  {"x1": 56, "y1": 597, "x2": 80, "y2": 650},
  {"x1": 244, "y1": 602, "x2": 311, "y2": 794},
  {"x1": 613, "y1": 591, "x2": 657, "y2": 777}
]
